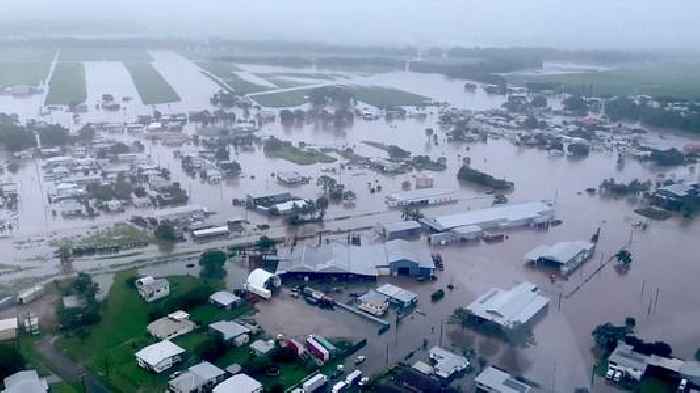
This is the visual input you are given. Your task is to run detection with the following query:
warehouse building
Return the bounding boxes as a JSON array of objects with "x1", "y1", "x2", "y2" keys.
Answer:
[
  {"x1": 525, "y1": 241, "x2": 595, "y2": 276},
  {"x1": 466, "y1": 282, "x2": 549, "y2": 331},
  {"x1": 423, "y1": 201, "x2": 554, "y2": 232}
]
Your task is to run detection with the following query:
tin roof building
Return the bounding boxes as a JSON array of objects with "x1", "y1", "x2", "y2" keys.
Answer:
[{"x1": 466, "y1": 282, "x2": 549, "y2": 330}]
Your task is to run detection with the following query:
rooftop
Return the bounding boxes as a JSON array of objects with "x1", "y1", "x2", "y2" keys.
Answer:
[
  {"x1": 2, "y1": 370, "x2": 48, "y2": 393},
  {"x1": 425, "y1": 201, "x2": 554, "y2": 231},
  {"x1": 382, "y1": 220, "x2": 422, "y2": 233},
  {"x1": 376, "y1": 283, "x2": 417, "y2": 304},
  {"x1": 525, "y1": 241, "x2": 594, "y2": 264},
  {"x1": 475, "y1": 366, "x2": 532, "y2": 393},
  {"x1": 210, "y1": 291, "x2": 241, "y2": 306},
  {"x1": 209, "y1": 321, "x2": 250, "y2": 340},
  {"x1": 466, "y1": 282, "x2": 549, "y2": 329},
  {"x1": 429, "y1": 346, "x2": 469, "y2": 379},
  {"x1": 213, "y1": 374, "x2": 261, "y2": 393},
  {"x1": 134, "y1": 340, "x2": 185, "y2": 367}
]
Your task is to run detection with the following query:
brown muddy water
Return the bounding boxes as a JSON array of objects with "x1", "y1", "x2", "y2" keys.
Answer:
[{"x1": 0, "y1": 55, "x2": 699, "y2": 392}]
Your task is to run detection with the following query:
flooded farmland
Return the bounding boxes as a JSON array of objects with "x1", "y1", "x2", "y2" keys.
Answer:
[{"x1": 1, "y1": 51, "x2": 700, "y2": 393}]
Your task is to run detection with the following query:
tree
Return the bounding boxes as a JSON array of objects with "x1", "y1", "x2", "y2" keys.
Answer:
[
  {"x1": 255, "y1": 236, "x2": 275, "y2": 251},
  {"x1": 199, "y1": 250, "x2": 227, "y2": 280},
  {"x1": 563, "y1": 95, "x2": 588, "y2": 114},
  {"x1": 214, "y1": 147, "x2": 230, "y2": 161},
  {"x1": 615, "y1": 249, "x2": 632, "y2": 266},
  {"x1": 154, "y1": 222, "x2": 177, "y2": 242},
  {"x1": 317, "y1": 175, "x2": 338, "y2": 195},
  {"x1": 0, "y1": 345, "x2": 25, "y2": 381}
]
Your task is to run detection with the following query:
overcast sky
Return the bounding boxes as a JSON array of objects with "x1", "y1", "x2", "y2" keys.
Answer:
[{"x1": 3, "y1": 0, "x2": 699, "y2": 49}]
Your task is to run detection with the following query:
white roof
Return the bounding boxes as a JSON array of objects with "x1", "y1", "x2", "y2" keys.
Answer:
[
  {"x1": 214, "y1": 374, "x2": 262, "y2": 393},
  {"x1": 385, "y1": 188, "x2": 455, "y2": 203},
  {"x1": 247, "y1": 268, "x2": 275, "y2": 290},
  {"x1": 376, "y1": 284, "x2": 417, "y2": 304},
  {"x1": 135, "y1": 340, "x2": 185, "y2": 367},
  {"x1": 475, "y1": 366, "x2": 532, "y2": 393},
  {"x1": 0, "y1": 318, "x2": 18, "y2": 331},
  {"x1": 429, "y1": 347, "x2": 469, "y2": 378},
  {"x1": 209, "y1": 321, "x2": 250, "y2": 340},
  {"x1": 466, "y1": 282, "x2": 549, "y2": 329},
  {"x1": 525, "y1": 241, "x2": 593, "y2": 264},
  {"x1": 190, "y1": 361, "x2": 225, "y2": 381},
  {"x1": 210, "y1": 291, "x2": 241, "y2": 306},
  {"x1": 427, "y1": 201, "x2": 554, "y2": 231},
  {"x1": 2, "y1": 370, "x2": 48, "y2": 393}
]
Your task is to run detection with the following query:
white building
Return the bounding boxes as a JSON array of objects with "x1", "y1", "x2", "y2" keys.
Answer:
[
  {"x1": 466, "y1": 282, "x2": 549, "y2": 330},
  {"x1": 2, "y1": 370, "x2": 48, "y2": 393},
  {"x1": 147, "y1": 311, "x2": 196, "y2": 340},
  {"x1": 169, "y1": 361, "x2": 226, "y2": 393},
  {"x1": 135, "y1": 276, "x2": 170, "y2": 302},
  {"x1": 358, "y1": 290, "x2": 389, "y2": 316},
  {"x1": 475, "y1": 366, "x2": 532, "y2": 393},
  {"x1": 429, "y1": 347, "x2": 469, "y2": 379},
  {"x1": 385, "y1": 188, "x2": 456, "y2": 208},
  {"x1": 208, "y1": 321, "x2": 251, "y2": 347},
  {"x1": 245, "y1": 269, "x2": 281, "y2": 299},
  {"x1": 525, "y1": 241, "x2": 595, "y2": 276},
  {"x1": 209, "y1": 291, "x2": 242, "y2": 310},
  {"x1": 135, "y1": 340, "x2": 186, "y2": 373},
  {"x1": 424, "y1": 201, "x2": 554, "y2": 232},
  {"x1": 213, "y1": 374, "x2": 262, "y2": 393},
  {"x1": 0, "y1": 318, "x2": 18, "y2": 341},
  {"x1": 375, "y1": 284, "x2": 417, "y2": 308}
]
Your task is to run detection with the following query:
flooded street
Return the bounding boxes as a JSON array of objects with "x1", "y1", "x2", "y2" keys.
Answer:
[{"x1": 1, "y1": 55, "x2": 700, "y2": 392}]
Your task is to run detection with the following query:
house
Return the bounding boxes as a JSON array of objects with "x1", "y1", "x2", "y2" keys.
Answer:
[
  {"x1": 135, "y1": 340, "x2": 186, "y2": 373},
  {"x1": 250, "y1": 339, "x2": 275, "y2": 356},
  {"x1": 381, "y1": 220, "x2": 422, "y2": 240},
  {"x1": 208, "y1": 321, "x2": 251, "y2": 346},
  {"x1": 245, "y1": 269, "x2": 281, "y2": 299},
  {"x1": 209, "y1": 291, "x2": 242, "y2": 310},
  {"x1": 525, "y1": 241, "x2": 595, "y2": 276},
  {"x1": 358, "y1": 290, "x2": 389, "y2": 316},
  {"x1": 0, "y1": 318, "x2": 18, "y2": 341},
  {"x1": 375, "y1": 284, "x2": 417, "y2": 308},
  {"x1": 135, "y1": 276, "x2": 170, "y2": 302},
  {"x1": 147, "y1": 311, "x2": 196, "y2": 339},
  {"x1": 276, "y1": 171, "x2": 309, "y2": 186},
  {"x1": 465, "y1": 281, "x2": 549, "y2": 331},
  {"x1": 475, "y1": 366, "x2": 532, "y2": 393},
  {"x1": 168, "y1": 361, "x2": 226, "y2": 393},
  {"x1": 213, "y1": 374, "x2": 262, "y2": 393},
  {"x1": 1, "y1": 370, "x2": 48, "y2": 393},
  {"x1": 428, "y1": 347, "x2": 469, "y2": 379}
]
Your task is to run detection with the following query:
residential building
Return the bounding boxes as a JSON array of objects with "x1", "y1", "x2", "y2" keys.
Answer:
[
  {"x1": 209, "y1": 291, "x2": 242, "y2": 310},
  {"x1": 429, "y1": 347, "x2": 469, "y2": 379},
  {"x1": 147, "y1": 311, "x2": 196, "y2": 340},
  {"x1": 475, "y1": 366, "x2": 532, "y2": 393},
  {"x1": 135, "y1": 276, "x2": 170, "y2": 302},
  {"x1": 466, "y1": 282, "x2": 549, "y2": 331},
  {"x1": 358, "y1": 290, "x2": 389, "y2": 316},
  {"x1": 375, "y1": 284, "x2": 417, "y2": 308},
  {"x1": 168, "y1": 361, "x2": 226, "y2": 393},
  {"x1": 250, "y1": 339, "x2": 275, "y2": 356},
  {"x1": 213, "y1": 374, "x2": 262, "y2": 393},
  {"x1": 135, "y1": 340, "x2": 186, "y2": 373},
  {"x1": 1, "y1": 370, "x2": 48, "y2": 393},
  {"x1": 208, "y1": 321, "x2": 251, "y2": 346}
]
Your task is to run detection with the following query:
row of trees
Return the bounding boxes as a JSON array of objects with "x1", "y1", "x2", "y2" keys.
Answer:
[
  {"x1": 0, "y1": 116, "x2": 95, "y2": 152},
  {"x1": 606, "y1": 97, "x2": 700, "y2": 133}
]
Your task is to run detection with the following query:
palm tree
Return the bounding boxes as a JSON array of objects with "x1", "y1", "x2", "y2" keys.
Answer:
[{"x1": 615, "y1": 249, "x2": 632, "y2": 265}]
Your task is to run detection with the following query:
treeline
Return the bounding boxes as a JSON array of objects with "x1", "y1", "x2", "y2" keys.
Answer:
[
  {"x1": 606, "y1": 97, "x2": 700, "y2": 133},
  {"x1": 457, "y1": 165, "x2": 513, "y2": 190},
  {"x1": 0, "y1": 115, "x2": 93, "y2": 151},
  {"x1": 411, "y1": 56, "x2": 540, "y2": 84}
]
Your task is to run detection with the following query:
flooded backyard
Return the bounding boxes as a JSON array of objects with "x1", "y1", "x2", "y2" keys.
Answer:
[{"x1": 1, "y1": 54, "x2": 699, "y2": 392}]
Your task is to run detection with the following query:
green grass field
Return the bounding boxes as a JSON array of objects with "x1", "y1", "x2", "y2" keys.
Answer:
[
  {"x1": 348, "y1": 85, "x2": 430, "y2": 107},
  {"x1": 250, "y1": 88, "x2": 313, "y2": 107},
  {"x1": 509, "y1": 62, "x2": 700, "y2": 99},
  {"x1": 45, "y1": 62, "x2": 86, "y2": 105},
  {"x1": 59, "y1": 48, "x2": 152, "y2": 62},
  {"x1": 265, "y1": 143, "x2": 337, "y2": 165},
  {"x1": 197, "y1": 61, "x2": 272, "y2": 95},
  {"x1": 197, "y1": 61, "x2": 243, "y2": 77},
  {"x1": 56, "y1": 272, "x2": 211, "y2": 393},
  {"x1": 124, "y1": 63, "x2": 180, "y2": 104}
]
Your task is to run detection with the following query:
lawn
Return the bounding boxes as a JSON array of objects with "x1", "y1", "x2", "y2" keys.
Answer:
[
  {"x1": 197, "y1": 61, "x2": 243, "y2": 78},
  {"x1": 124, "y1": 63, "x2": 180, "y2": 104},
  {"x1": 509, "y1": 62, "x2": 700, "y2": 99},
  {"x1": 50, "y1": 382, "x2": 83, "y2": 393},
  {"x1": 0, "y1": 62, "x2": 52, "y2": 88},
  {"x1": 59, "y1": 48, "x2": 152, "y2": 62},
  {"x1": 639, "y1": 377, "x2": 674, "y2": 393},
  {"x1": 250, "y1": 88, "x2": 313, "y2": 107},
  {"x1": 257, "y1": 72, "x2": 342, "y2": 81},
  {"x1": 50, "y1": 223, "x2": 153, "y2": 249},
  {"x1": 56, "y1": 271, "x2": 214, "y2": 393},
  {"x1": 348, "y1": 85, "x2": 431, "y2": 107},
  {"x1": 264, "y1": 142, "x2": 337, "y2": 165},
  {"x1": 45, "y1": 62, "x2": 86, "y2": 105},
  {"x1": 197, "y1": 62, "x2": 272, "y2": 95}
]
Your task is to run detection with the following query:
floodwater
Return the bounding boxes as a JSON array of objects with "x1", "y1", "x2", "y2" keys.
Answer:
[{"x1": 2, "y1": 55, "x2": 700, "y2": 392}]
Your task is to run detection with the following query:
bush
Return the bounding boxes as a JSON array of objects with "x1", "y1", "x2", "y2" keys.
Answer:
[
  {"x1": 199, "y1": 250, "x2": 227, "y2": 280},
  {"x1": 0, "y1": 345, "x2": 25, "y2": 380}
]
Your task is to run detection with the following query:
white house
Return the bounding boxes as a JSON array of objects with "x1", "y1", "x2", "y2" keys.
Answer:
[
  {"x1": 208, "y1": 321, "x2": 251, "y2": 347},
  {"x1": 357, "y1": 290, "x2": 389, "y2": 316},
  {"x1": 168, "y1": 361, "x2": 226, "y2": 393},
  {"x1": 209, "y1": 291, "x2": 242, "y2": 310},
  {"x1": 2, "y1": 370, "x2": 48, "y2": 393},
  {"x1": 135, "y1": 340, "x2": 186, "y2": 373},
  {"x1": 0, "y1": 318, "x2": 18, "y2": 341},
  {"x1": 245, "y1": 269, "x2": 281, "y2": 299},
  {"x1": 147, "y1": 311, "x2": 196, "y2": 340},
  {"x1": 475, "y1": 366, "x2": 532, "y2": 393},
  {"x1": 429, "y1": 347, "x2": 469, "y2": 379},
  {"x1": 213, "y1": 374, "x2": 262, "y2": 393},
  {"x1": 135, "y1": 276, "x2": 170, "y2": 302}
]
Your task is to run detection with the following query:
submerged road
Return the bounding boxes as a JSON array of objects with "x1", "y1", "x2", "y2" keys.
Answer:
[{"x1": 36, "y1": 336, "x2": 111, "y2": 393}]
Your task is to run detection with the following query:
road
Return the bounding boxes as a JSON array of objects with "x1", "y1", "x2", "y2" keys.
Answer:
[{"x1": 36, "y1": 336, "x2": 111, "y2": 393}]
